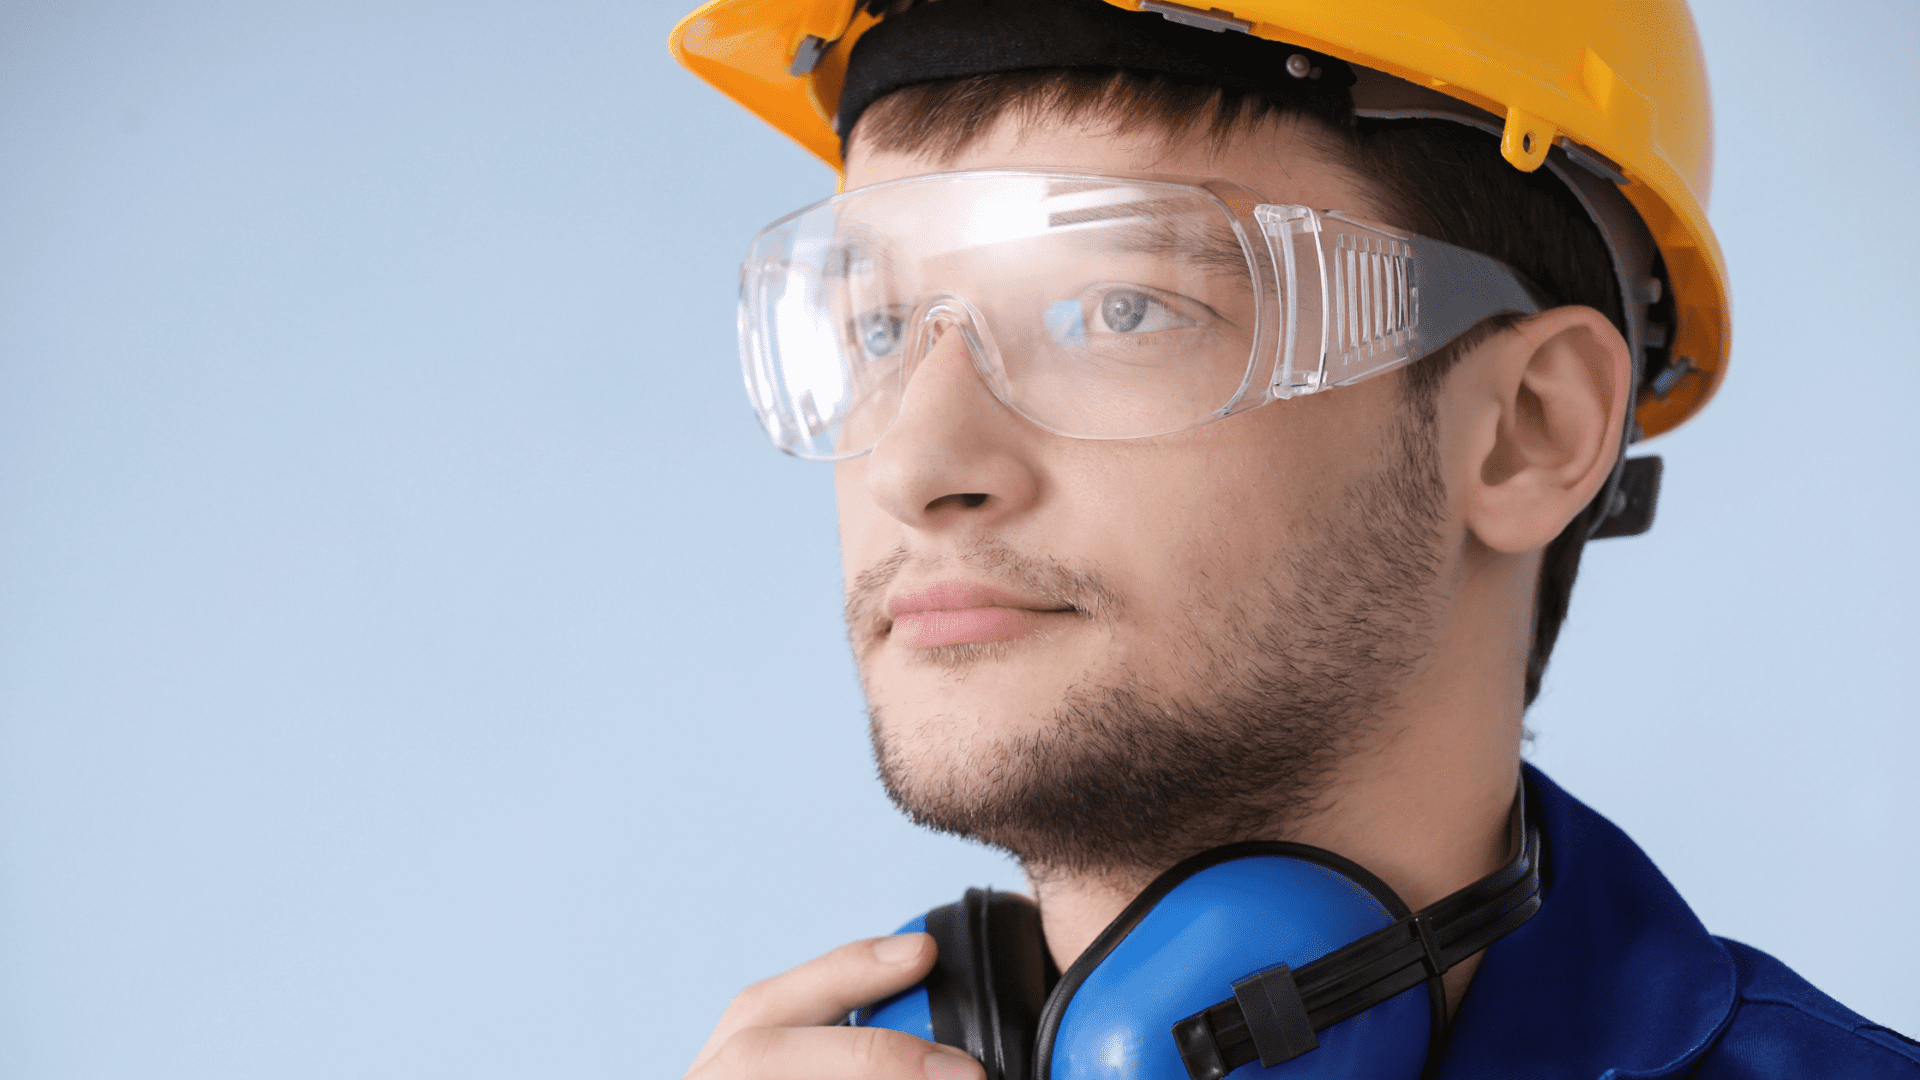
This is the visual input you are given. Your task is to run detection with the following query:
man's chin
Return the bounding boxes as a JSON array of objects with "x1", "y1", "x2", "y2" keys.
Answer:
[
  {"x1": 862, "y1": 690, "x2": 1056, "y2": 759},
  {"x1": 858, "y1": 651, "x2": 1107, "y2": 759},
  {"x1": 866, "y1": 651, "x2": 1377, "y2": 877}
]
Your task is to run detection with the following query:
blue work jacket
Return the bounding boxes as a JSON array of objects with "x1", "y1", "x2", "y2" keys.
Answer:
[{"x1": 1436, "y1": 766, "x2": 1919, "y2": 1077}]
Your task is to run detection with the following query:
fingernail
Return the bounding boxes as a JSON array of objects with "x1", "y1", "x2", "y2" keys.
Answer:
[
  {"x1": 923, "y1": 1047, "x2": 983, "y2": 1080},
  {"x1": 872, "y1": 932, "x2": 926, "y2": 965}
]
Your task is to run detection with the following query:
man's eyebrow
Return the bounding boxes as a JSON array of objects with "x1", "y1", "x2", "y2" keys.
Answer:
[
  {"x1": 821, "y1": 232, "x2": 886, "y2": 279},
  {"x1": 1049, "y1": 206, "x2": 1249, "y2": 275}
]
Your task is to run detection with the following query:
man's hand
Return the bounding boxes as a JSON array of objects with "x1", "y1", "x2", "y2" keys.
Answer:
[{"x1": 685, "y1": 933, "x2": 985, "y2": 1080}]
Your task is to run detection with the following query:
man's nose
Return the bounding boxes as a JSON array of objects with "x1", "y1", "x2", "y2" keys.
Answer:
[{"x1": 862, "y1": 315, "x2": 1040, "y2": 530}]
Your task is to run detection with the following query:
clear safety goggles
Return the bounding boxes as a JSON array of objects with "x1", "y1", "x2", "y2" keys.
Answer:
[{"x1": 740, "y1": 169, "x2": 1544, "y2": 461}]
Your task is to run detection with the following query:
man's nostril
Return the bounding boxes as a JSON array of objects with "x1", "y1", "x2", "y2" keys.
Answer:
[{"x1": 924, "y1": 492, "x2": 990, "y2": 513}]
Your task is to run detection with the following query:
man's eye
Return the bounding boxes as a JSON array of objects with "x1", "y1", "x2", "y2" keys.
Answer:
[
  {"x1": 1098, "y1": 290, "x2": 1150, "y2": 333},
  {"x1": 856, "y1": 311, "x2": 905, "y2": 356},
  {"x1": 1091, "y1": 289, "x2": 1189, "y2": 335}
]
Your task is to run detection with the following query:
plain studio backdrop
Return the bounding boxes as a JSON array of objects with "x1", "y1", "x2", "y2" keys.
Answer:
[{"x1": 1, "y1": 2, "x2": 1915, "y2": 1076}]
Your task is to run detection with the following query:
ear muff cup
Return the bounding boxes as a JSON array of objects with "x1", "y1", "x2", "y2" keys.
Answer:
[
  {"x1": 1033, "y1": 843, "x2": 1439, "y2": 1080},
  {"x1": 856, "y1": 889, "x2": 1059, "y2": 1080}
]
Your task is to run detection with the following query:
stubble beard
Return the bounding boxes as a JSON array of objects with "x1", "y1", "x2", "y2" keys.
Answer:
[{"x1": 853, "y1": 407, "x2": 1449, "y2": 886}]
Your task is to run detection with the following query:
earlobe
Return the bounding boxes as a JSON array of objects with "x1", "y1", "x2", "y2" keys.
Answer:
[{"x1": 1461, "y1": 307, "x2": 1632, "y2": 554}]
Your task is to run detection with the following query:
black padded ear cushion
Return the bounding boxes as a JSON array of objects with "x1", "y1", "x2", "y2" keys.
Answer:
[{"x1": 923, "y1": 888, "x2": 1058, "y2": 1080}]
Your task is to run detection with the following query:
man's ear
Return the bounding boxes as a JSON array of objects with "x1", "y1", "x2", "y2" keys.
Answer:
[{"x1": 1455, "y1": 306, "x2": 1633, "y2": 554}]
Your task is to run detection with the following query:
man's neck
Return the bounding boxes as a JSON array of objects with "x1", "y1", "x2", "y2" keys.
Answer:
[{"x1": 1023, "y1": 752, "x2": 1519, "y2": 1011}]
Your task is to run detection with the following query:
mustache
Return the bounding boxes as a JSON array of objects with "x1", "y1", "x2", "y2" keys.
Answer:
[{"x1": 845, "y1": 543, "x2": 1124, "y2": 641}]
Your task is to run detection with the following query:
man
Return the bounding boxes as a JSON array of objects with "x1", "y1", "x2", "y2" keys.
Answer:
[{"x1": 670, "y1": 1, "x2": 1920, "y2": 1077}]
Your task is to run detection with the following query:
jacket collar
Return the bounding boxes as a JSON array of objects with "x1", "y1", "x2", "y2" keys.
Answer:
[{"x1": 1435, "y1": 765, "x2": 1739, "y2": 1080}]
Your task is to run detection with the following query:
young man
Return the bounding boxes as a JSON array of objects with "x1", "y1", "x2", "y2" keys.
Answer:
[{"x1": 670, "y1": 1, "x2": 1918, "y2": 1076}]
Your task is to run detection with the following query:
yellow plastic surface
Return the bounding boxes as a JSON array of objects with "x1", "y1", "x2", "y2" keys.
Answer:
[{"x1": 668, "y1": 0, "x2": 1729, "y2": 438}]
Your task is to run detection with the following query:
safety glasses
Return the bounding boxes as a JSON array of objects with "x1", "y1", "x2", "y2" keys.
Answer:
[{"x1": 739, "y1": 169, "x2": 1543, "y2": 461}]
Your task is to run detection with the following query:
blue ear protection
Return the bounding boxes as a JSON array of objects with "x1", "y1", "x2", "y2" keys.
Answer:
[{"x1": 856, "y1": 803, "x2": 1541, "y2": 1080}]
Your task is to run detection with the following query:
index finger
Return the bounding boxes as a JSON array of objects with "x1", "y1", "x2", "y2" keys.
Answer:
[{"x1": 692, "y1": 934, "x2": 937, "y2": 1069}]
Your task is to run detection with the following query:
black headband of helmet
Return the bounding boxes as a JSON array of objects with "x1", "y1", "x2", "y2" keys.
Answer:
[{"x1": 834, "y1": 0, "x2": 1357, "y2": 144}]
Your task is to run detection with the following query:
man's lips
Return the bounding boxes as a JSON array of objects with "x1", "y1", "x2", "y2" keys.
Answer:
[{"x1": 886, "y1": 583, "x2": 1074, "y2": 648}]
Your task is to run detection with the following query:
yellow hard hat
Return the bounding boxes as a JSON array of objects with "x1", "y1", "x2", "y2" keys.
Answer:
[{"x1": 670, "y1": 0, "x2": 1727, "y2": 439}]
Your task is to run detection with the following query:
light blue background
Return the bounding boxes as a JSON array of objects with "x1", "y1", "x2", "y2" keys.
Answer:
[{"x1": 1, "y1": 2, "x2": 1914, "y2": 1076}]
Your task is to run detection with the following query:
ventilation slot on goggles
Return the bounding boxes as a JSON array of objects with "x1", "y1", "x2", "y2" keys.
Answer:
[{"x1": 1330, "y1": 234, "x2": 1417, "y2": 369}]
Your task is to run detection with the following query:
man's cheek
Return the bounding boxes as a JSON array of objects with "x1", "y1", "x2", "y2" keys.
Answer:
[{"x1": 834, "y1": 466, "x2": 886, "y2": 558}]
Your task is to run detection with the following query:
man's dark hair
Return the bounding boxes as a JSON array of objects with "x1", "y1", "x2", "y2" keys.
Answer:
[{"x1": 851, "y1": 70, "x2": 1626, "y2": 706}]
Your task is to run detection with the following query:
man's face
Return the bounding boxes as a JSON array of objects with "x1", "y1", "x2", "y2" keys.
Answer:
[{"x1": 836, "y1": 114, "x2": 1454, "y2": 879}]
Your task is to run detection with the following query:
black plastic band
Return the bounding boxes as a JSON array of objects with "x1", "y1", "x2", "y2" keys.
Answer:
[{"x1": 834, "y1": 0, "x2": 1355, "y2": 141}]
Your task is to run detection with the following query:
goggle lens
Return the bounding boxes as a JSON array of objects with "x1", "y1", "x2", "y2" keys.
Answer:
[{"x1": 739, "y1": 170, "x2": 1540, "y2": 461}]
